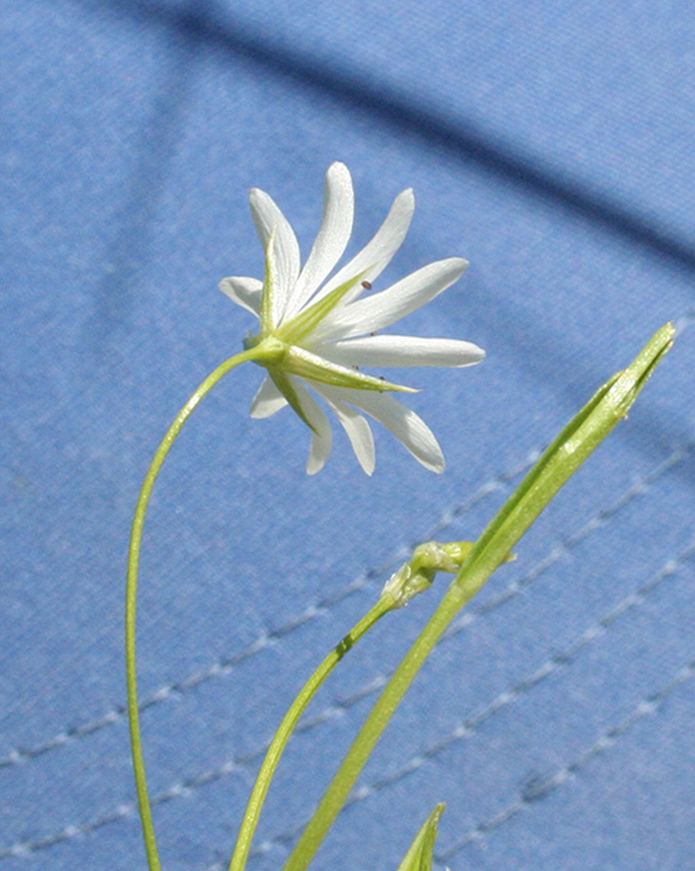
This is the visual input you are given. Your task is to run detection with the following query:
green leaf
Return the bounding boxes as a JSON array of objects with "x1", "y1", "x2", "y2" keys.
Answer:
[
  {"x1": 454, "y1": 321, "x2": 675, "y2": 600},
  {"x1": 396, "y1": 804, "x2": 446, "y2": 871}
]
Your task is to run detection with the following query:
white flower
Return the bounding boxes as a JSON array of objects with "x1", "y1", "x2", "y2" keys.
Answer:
[{"x1": 220, "y1": 162, "x2": 484, "y2": 475}]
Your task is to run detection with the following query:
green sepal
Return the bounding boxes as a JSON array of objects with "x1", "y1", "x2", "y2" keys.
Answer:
[
  {"x1": 268, "y1": 367, "x2": 318, "y2": 434},
  {"x1": 285, "y1": 345, "x2": 416, "y2": 393},
  {"x1": 276, "y1": 271, "x2": 368, "y2": 345}
]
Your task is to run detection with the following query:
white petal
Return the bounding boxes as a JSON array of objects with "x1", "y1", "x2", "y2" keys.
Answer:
[
  {"x1": 249, "y1": 187, "x2": 301, "y2": 324},
  {"x1": 312, "y1": 188, "x2": 415, "y2": 308},
  {"x1": 286, "y1": 163, "x2": 354, "y2": 319},
  {"x1": 219, "y1": 276, "x2": 263, "y2": 317},
  {"x1": 322, "y1": 335, "x2": 485, "y2": 368},
  {"x1": 317, "y1": 258, "x2": 468, "y2": 341},
  {"x1": 291, "y1": 379, "x2": 334, "y2": 475},
  {"x1": 314, "y1": 386, "x2": 445, "y2": 473},
  {"x1": 250, "y1": 375, "x2": 288, "y2": 418},
  {"x1": 313, "y1": 384, "x2": 376, "y2": 475}
]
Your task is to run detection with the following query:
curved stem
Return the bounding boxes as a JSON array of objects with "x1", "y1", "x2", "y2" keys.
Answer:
[
  {"x1": 126, "y1": 347, "x2": 263, "y2": 871},
  {"x1": 228, "y1": 597, "x2": 393, "y2": 871}
]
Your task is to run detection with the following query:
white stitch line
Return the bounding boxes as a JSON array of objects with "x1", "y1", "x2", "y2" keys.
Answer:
[
  {"x1": 0, "y1": 453, "x2": 537, "y2": 775},
  {"x1": 438, "y1": 656, "x2": 695, "y2": 862},
  {"x1": 346, "y1": 534, "x2": 695, "y2": 805},
  {"x1": 0, "y1": 752, "x2": 249, "y2": 861},
  {"x1": 674, "y1": 305, "x2": 695, "y2": 333},
  {"x1": 205, "y1": 531, "x2": 695, "y2": 869},
  {"x1": 4, "y1": 466, "x2": 690, "y2": 866},
  {"x1": 7, "y1": 443, "x2": 681, "y2": 773},
  {"x1": 0, "y1": 448, "x2": 695, "y2": 859},
  {"x1": 441, "y1": 444, "x2": 690, "y2": 641}
]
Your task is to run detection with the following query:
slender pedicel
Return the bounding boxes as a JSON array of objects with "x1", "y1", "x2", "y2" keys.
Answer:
[{"x1": 127, "y1": 346, "x2": 267, "y2": 871}]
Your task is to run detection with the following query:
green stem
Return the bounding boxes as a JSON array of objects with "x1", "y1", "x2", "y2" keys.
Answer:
[
  {"x1": 282, "y1": 580, "x2": 469, "y2": 871},
  {"x1": 228, "y1": 597, "x2": 393, "y2": 871},
  {"x1": 282, "y1": 323, "x2": 674, "y2": 871},
  {"x1": 229, "y1": 540, "x2": 474, "y2": 871},
  {"x1": 126, "y1": 347, "x2": 263, "y2": 871}
]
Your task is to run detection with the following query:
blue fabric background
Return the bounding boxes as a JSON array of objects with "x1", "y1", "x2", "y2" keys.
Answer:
[{"x1": 2, "y1": 2, "x2": 694, "y2": 870}]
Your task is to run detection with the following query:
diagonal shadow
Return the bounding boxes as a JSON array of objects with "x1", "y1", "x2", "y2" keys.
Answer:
[
  {"x1": 77, "y1": 0, "x2": 695, "y2": 279},
  {"x1": 83, "y1": 0, "x2": 217, "y2": 351}
]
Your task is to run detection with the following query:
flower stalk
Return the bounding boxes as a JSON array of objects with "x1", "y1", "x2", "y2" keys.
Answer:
[{"x1": 126, "y1": 346, "x2": 267, "y2": 871}]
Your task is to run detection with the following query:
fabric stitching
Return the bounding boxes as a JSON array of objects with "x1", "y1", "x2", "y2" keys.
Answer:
[
  {"x1": 4, "y1": 440, "x2": 687, "y2": 775},
  {"x1": 0, "y1": 453, "x2": 536, "y2": 772},
  {"x1": 348, "y1": 535, "x2": 695, "y2": 805},
  {"x1": 218, "y1": 533, "x2": 695, "y2": 869},
  {"x1": 674, "y1": 306, "x2": 695, "y2": 333},
  {"x1": 437, "y1": 656, "x2": 695, "y2": 863},
  {"x1": 3, "y1": 439, "x2": 683, "y2": 775},
  {"x1": 1, "y1": 448, "x2": 689, "y2": 862},
  {"x1": 442, "y1": 445, "x2": 689, "y2": 638}
]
